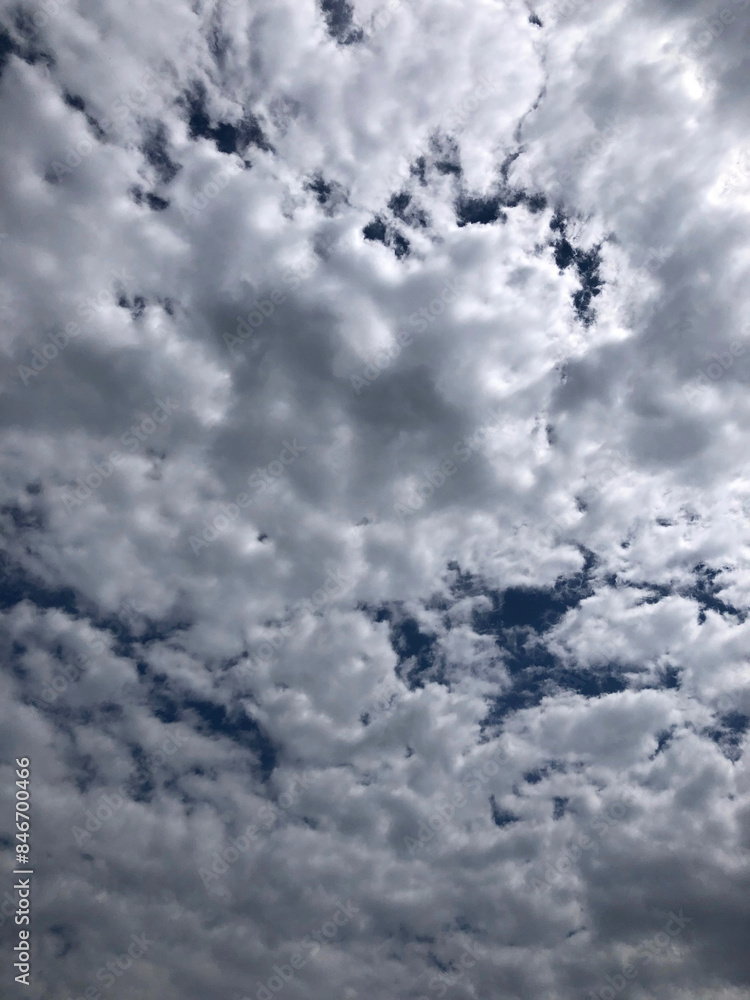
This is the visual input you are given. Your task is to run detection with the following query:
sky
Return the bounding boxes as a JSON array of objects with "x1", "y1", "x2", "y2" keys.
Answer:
[{"x1": 1, "y1": 0, "x2": 750, "y2": 999}]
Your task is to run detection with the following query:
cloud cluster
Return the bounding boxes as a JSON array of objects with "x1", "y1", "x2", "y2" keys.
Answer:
[{"x1": 0, "y1": 0, "x2": 749, "y2": 999}]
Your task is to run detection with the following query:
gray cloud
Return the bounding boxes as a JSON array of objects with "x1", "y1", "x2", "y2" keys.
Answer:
[{"x1": 0, "y1": 0, "x2": 749, "y2": 998}]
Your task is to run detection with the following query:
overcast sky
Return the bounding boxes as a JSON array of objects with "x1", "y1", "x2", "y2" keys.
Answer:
[{"x1": 1, "y1": 0, "x2": 750, "y2": 999}]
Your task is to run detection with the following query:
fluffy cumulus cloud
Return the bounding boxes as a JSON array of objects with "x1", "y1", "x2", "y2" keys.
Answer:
[{"x1": 0, "y1": 0, "x2": 749, "y2": 997}]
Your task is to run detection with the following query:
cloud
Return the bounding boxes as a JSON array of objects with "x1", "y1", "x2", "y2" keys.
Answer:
[{"x1": 1, "y1": 0, "x2": 750, "y2": 998}]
